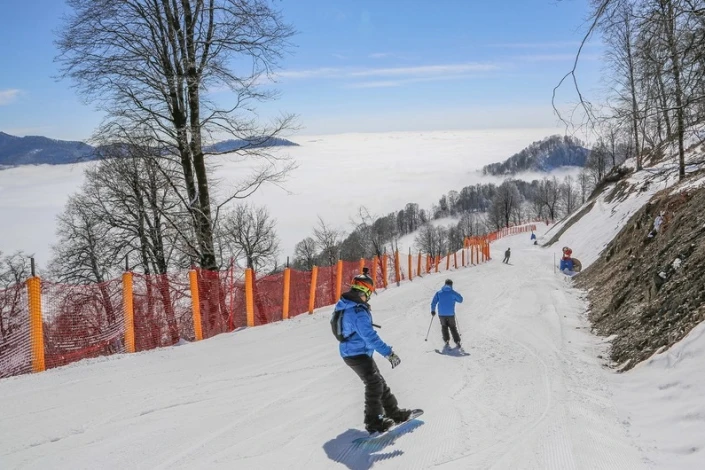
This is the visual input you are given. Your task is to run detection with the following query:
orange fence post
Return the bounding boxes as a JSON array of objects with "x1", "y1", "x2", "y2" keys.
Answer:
[
  {"x1": 381, "y1": 254, "x2": 389, "y2": 288},
  {"x1": 372, "y1": 256, "x2": 379, "y2": 286},
  {"x1": 189, "y1": 270, "x2": 204, "y2": 339},
  {"x1": 245, "y1": 268, "x2": 255, "y2": 326},
  {"x1": 335, "y1": 260, "x2": 343, "y2": 301},
  {"x1": 308, "y1": 266, "x2": 318, "y2": 314},
  {"x1": 282, "y1": 267, "x2": 291, "y2": 320},
  {"x1": 26, "y1": 276, "x2": 45, "y2": 373},
  {"x1": 454, "y1": 252, "x2": 458, "y2": 269},
  {"x1": 461, "y1": 248, "x2": 465, "y2": 267},
  {"x1": 408, "y1": 249, "x2": 413, "y2": 281},
  {"x1": 394, "y1": 250, "x2": 401, "y2": 285},
  {"x1": 122, "y1": 272, "x2": 135, "y2": 352},
  {"x1": 435, "y1": 256, "x2": 440, "y2": 273},
  {"x1": 417, "y1": 252, "x2": 422, "y2": 278},
  {"x1": 445, "y1": 253, "x2": 450, "y2": 270}
]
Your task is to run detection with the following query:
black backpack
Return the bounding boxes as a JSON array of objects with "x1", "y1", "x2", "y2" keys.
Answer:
[
  {"x1": 331, "y1": 304, "x2": 368, "y2": 342},
  {"x1": 331, "y1": 308, "x2": 348, "y2": 342}
]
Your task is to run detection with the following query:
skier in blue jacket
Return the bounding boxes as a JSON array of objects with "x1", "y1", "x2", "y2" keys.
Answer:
[
  {"x1": 332, "y1": 272, "x2": 411, "y2": 433},
  {"x1": 431, "y1": 279, "x2": 464, "y2": 348}
]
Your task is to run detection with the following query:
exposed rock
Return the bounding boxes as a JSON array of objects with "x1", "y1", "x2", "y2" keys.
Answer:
[{"x1": 575, "y1": 176, "x2": 705, "y2": 371}]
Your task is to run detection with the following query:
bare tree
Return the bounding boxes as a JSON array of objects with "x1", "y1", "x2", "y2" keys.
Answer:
[
  {"x1": 560, "y1": 175, "x2": 580, "y2": 215},
  {"x1": 0, "y1": 252, "x2": 32, "y2": 289},
  {"x1": 578, "y1": 170, "x2": 593, "y2": 204},
  {"x1": 313, "y1": 217, "x2": 342, "y2": 266},
  {"x1": 293, "y1": 237, "x2": 318, "y2": 270},
  {"x1": 602, "y1": 1, "x2": 644, "y2": 170},
  {"x1": 488, "y1": 181, "x2": 523, "y2": 229},
  {"x1": 56, "y1": 0, "x2": 297, "y2": 270},
  {"x1": 0, "y1": 251, "x2": 33, "y2": 341},
  {"x1": 81, "y1": 149, "x2": 190, "y2": 275},
  {"x1": 49, "y1": 194, "x2": 120, "y2": 285},
  {"x1": 537, "y1": 177, "x2": 561, "y2": 221},
  {"x1": 221, "y1": 204, "x2": 279, "y2": 272},
  {"x1": 586, "y1": 141, "x2": 610, "y2": 183},
  {"x1": 414, "y1": 224, "x2": 448, "y2": 259}
]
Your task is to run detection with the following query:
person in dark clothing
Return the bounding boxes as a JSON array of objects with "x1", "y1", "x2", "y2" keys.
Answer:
[
  {"x1": 503, "y1": 248, "x2": 511, "y2": 264},
  {"x1": 332, "y1": 272, "x2": 411, "y2": 433},
  {"x1": 431, "y1": 279, "x2": 464, "y2": 348}
]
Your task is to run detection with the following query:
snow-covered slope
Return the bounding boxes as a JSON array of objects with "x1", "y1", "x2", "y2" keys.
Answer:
[
  {"x1": 0, "y1": 225, "x2": 650, "y2": 469},
  {"x1": 539, "y1": 155, "x2": 705, "y2": 469},
  {"x1": 612, "y1": 322, "x2": 705, "y2": 470}
]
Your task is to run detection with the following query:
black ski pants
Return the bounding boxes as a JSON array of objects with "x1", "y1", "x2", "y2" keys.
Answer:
[
  {"x1": 503, "y1": 255, "x2": 510, "y2": 263},
  {"x1": 439, "y1": 315, "x2": 461, "y2": 344},
  {"x1": 343, "y1": 354, "x2": 398, "y2": 422}
]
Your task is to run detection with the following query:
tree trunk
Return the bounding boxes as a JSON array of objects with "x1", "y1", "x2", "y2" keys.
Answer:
[
  {"x1": 664, "y1": 0, "x2": 687, "y2": 180},
  {"x1": 625, "y1": 20, "x2": 642, "y2": 170}
]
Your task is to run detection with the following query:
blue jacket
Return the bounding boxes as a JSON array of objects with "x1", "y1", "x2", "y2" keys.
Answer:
[
  {"x1": 431, "y1": 285, "x2": 463, "y2": 316},
  {"x1": 335, "y1": 293, "x2": 392, "y2": 358}
]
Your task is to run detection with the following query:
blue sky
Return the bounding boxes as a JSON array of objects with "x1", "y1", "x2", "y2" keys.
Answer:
[{"x1": 0, "y1": 0, "x2": 603, "y2": 141}]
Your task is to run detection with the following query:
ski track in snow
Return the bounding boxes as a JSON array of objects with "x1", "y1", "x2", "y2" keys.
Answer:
[{"x1": 0, "y1": 227, "x2": 651, "y2": 469}]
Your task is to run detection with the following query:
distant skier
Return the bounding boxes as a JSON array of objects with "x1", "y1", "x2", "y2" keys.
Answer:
[
  {"x1": 503, "y1": 248, "x2": 511, "y2": 264},
  {"x1": 530, "y1": 232, "x2": 536, "y2": 241},
  {"x1": 331, "y1": 272, "x2": 412, "y2": 434},
  {"x1": 431, "y1": 279, "x2": 464, "y2": 348}
]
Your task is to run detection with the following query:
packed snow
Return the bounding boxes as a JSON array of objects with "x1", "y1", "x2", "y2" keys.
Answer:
[
  {"x1": 0, "y1": 219, "x2": 679, "y2": 469},
  {"x1": 2, "y1": 133, "x2": 705, "y2": 469}
]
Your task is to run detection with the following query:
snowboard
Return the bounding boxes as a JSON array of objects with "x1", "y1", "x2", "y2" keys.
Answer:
[{"x1": 352, "y1": 409, "x2": 424, "y2": 444}]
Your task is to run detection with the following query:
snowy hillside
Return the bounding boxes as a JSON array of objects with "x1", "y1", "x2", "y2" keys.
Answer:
[{"x1": 482, "y1": 135, "x2": 589, "y2": 176}]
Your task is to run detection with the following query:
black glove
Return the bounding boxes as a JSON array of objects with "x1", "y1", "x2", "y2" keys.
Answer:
[
  {"x1": 431, "y1": 311, "x2": 436, "y2": 316},
  {"x1": 386, "y1": 351, "x2": 401, "y2": 369}
]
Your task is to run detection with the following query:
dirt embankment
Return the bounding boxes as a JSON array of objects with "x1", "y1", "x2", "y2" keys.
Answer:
[{"x1": 575, "y1": 175, "x2": 705, "y2": 371}]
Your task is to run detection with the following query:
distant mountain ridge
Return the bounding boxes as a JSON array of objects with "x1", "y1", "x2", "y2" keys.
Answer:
[
  {"x1": 0, "y1": 132, "x2": 94, "y2": 166},
  {"x1": 204, "y1": 136, "x2": 299, "y2": 153},
  {"x1": 0, "y1": 132, "x2": 299, "y2": 167},
  {"x1": 482, "y1": 135, "x2": 589, "y2": 176}
]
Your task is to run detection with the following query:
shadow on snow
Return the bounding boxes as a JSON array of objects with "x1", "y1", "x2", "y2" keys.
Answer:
[{"x1": 323, "y1": 419, "x2": 425, "y2": 470}]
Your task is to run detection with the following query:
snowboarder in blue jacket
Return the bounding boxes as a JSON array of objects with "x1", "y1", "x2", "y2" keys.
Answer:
[
  {"x1": 431, "y1": 279, "x2": 464, "y2": 348},
  {"x1": 332, "y1": 272, "x2": 411, "y2": 433}
]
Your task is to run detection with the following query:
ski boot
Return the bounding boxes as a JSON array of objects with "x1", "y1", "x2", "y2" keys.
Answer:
[
  {"x1": 387, "y1": 408, "x2": 413, "y2": 424},
  {"x1": 365, "y1": 415, "x2": 394, "y2": 434}
]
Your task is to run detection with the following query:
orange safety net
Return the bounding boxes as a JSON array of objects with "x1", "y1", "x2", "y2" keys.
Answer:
[
  {"x1": 288, "y1": 269, "x2": 312, "y2": 317},
  {"x1": 0, "y1": 283, "x2": 30, "y2": 378},
  {"x1": 42, "y1": 279, "x2": 125, "y2": 369},
  {"x1": 253, "y1": 271, "x2": 284, "y2": 325},
  {"x1": 132, "y1": 272, "x2": 191, "y2": 351},
  {"x1": 197, "y1": 269, "x2": 234, "y2": 339},
  {"x1": 340, "y1": 260, "x2": 359, "y2": 294},
  {"x1": 229, "y1": 275, "x2": 247, "y2": 331},
  {"x1": 314, "y1": 264, "x2": 336, "y2": 309}
]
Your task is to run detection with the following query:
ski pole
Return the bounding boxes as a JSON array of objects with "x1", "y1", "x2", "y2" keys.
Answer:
[{"x1": 424, "y1": 315, "x2": 435, "y2": 341}]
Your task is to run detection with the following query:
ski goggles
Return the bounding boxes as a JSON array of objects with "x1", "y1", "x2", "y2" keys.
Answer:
[{"x1": 351, "y1": 280, "x2": 374, "y2": 297}]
